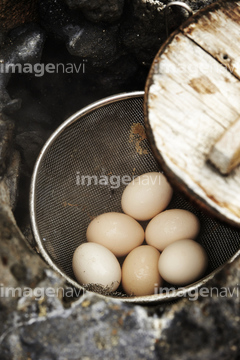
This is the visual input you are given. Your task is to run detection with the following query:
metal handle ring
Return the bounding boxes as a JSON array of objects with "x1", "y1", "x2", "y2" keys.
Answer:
[{"x1": 164, "y1": 1, "x2": 193, "y2": 38}]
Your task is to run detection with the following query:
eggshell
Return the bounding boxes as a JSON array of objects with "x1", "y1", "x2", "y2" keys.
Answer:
[
  {"x1": 122, "y1": 245, "x2": 163, "y2": 296},
  {"x1": 158, "y1": 239, "x2": 208, "y2": 286},
  {"x1": 72, "y1": 242, "x2": 121, "y2": 292},
  {"x1": 145, "y1": 209, "x2": 200, "y2": 251},
  {"x1": 121, "y1": 172, "x2": 173, "y2": 221},
  {"x1": 86, "y1": 212, "x2": 144, "y2": 257}
]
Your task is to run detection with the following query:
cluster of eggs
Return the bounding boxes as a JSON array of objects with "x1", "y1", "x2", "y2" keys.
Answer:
[{"x1": 72, "y1": 172, "x2": 208, "y2": 296}]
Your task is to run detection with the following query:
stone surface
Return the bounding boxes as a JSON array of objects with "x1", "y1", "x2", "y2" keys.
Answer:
[
  {"x1": 15, "y1": 131, "x2": 46, "y2": 172},
  {"x1": 119, "y1": 0, "x2": 168, "y2": 67},
  {"x1": 0, "y1": 212, "x2": 239, "y2": 360},
  {"x1": 65, "y1": 0, "x2": 125, "y2": 23},
  {"x1": 183, "y1": 0, "x2": 217, "y2": 12},
  {"x1": 0, "y1": 115, "x2": 14, "y2": 176},
  {"x1": 66, "y1": 22, "x2": 120, "y2": 67},
  {"x1": 38, "y1": 0, "x2": 121, "y2": 67},
  {"x1": 2, "y1": 150, "x2": 21, "y2": 211},
  {"x1": 0, "y1": 0, "x2": 38, "y2": 32},
  {"x1": 38, "y1": 0, "x2": 80, "y2": 39},
  {"x1": 0, "y1": 24, "x2": 45, "y2": 114}
]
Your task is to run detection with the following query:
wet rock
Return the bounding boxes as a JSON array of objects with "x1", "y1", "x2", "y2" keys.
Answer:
[
  {"x1": 3, "y1": 150, "x2": 21, "y2": 211},
  {"x1": 181, "y1": 0, "x2": 218, "y2": 12},
  {"x1": 119, "y1": 0, "x2": 167, "y2": 66},
  {"x1": 38, "y1": 0, "x2": 81, "y2": 39},
  {"x1": 38, "y1": 0, "x2": 218, "y2": 82},
  {"x1": 154, "y1": 257, "x2": 240, "y2": 360},
  {"x1": 0, "y1": 31, "x2": 5, "y2": 46},
  {"x1": 15, "y1": 131, "x2": 46, "y2": 171},
  {"x1": 0, "y1": 189, "x2": 47, "y2": 314},
  {"x1": 66, "y1": 22, "x2": 120, "y2": 67},
  {"x1": 0, "y1": 115, "x2": 14, "y2": 176},
  {"x1": 39, "y1": 0, "x2": 121, "y2": 67},
  {"x1": 10, "y1": 263, "x2": 27, "y2": 282},
  {"x1": 86, "y1": 54, "x2": 147, "y2": 92},
  {"x1": 119, "y1": 0, "x2": 218, "y2": 66},
  {"x1": 65, "y1": 0, "x2": 125, "y2": 23},
  {"x1": 0, "y1": 24, "x2": 45, "y2": 114},
  {"x1": 0, "y1": 255, "x2": 239, "y2": 359},
  {"x1": 0, "y1": 0, "x2": 38, "y2": 32}
]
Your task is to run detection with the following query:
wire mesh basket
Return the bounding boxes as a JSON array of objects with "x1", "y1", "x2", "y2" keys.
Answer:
[{"x1": 30, "y1": 91, "x2": 240, "y2": 303}]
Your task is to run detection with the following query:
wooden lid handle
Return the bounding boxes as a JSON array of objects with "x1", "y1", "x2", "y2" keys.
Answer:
[{"x1": 208, "y1": 118, "x2": 240, "y2": 175}]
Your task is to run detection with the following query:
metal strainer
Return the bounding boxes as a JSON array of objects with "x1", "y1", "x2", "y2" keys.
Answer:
[{"x1": 30, "y1": 91, "x2": 240, "y2": 303}]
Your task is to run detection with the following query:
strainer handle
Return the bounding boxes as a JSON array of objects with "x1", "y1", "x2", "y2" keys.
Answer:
[{"x1": 164, "y1": 1, "x2": 193, "y2": 38}]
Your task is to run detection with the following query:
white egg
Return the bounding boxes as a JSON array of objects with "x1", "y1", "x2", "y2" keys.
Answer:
[
  {"x1": 72, "y1": 242, "x2": 121, "y2": 292},
  {"x1": 86, "y1": 212, "x2": 144, "y2": 257},
  {"x1": 145, "y1": 209, "x2": 200, "y2": 251},
  {"x1": 121, "y1": 172, "x2": 173, "y2": 221},
  {"x1": 158, "y1": 239, "x2": 208, "y2": 286}
]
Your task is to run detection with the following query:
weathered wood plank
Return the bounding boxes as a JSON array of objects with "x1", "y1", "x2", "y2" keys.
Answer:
[
  {"x1": 181, "y1": 1, "x2": 240, "y2": 80},
  {"x1": 146, "y1": 3, "x2": 240, "y2": 227},
  {"x1": 208, "y1": 117, "x2": 240, "y2": 174},
  {"x1": 181, "y1": 0, "x2": 240, "y2": 175}
]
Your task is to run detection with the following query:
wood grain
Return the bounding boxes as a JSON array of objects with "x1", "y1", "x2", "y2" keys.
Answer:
[
  {"x1": 208, "y1": 117, "x2": 240, "y2": 175},
  {"x1": 182, "y1": 1, "x2": 240, "y2": 80},
  {"x1": 145, "y1": 0, "x2": 240, "y2": 227}
]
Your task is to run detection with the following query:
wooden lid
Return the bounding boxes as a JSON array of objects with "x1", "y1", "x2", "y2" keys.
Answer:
[{"x1": 145, "y1": 0, "x2": 240, "y2": 227}]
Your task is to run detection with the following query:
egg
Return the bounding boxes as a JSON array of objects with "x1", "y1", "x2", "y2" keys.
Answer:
[
  {"x1": 86, "y1": 212, "x2": 144, "y2": 257},
  {"x1": 158, "y1": 239, "x2": 208, "y2": 286},
  {"x1": 122, "y1": 245, "x2": 163, "y2": 296},
  {"x1": 121, "y1": 172, "x2": 173, "y2": 221},
  {"x1": 72, "y1": 242, "x2": 121, "y2": 292},
  {"x1": 145, "y1": 209, "x2": 200, "y2": 251}
]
